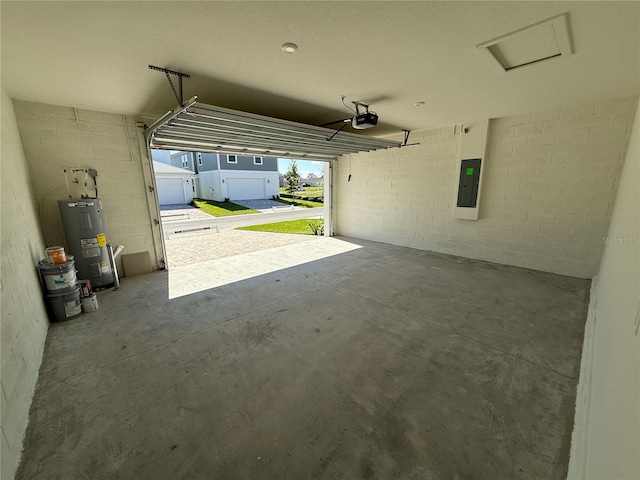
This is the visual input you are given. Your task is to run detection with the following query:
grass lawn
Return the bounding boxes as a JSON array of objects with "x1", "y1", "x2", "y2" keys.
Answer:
[
  {"x1": 191, "y1": 198, "x2": 258, "y2": 217},
  {"x1": 276, "y1": 197, "x2": 324, "y2": 208},
  {"x1": 279, "y1": 186, "x2": 324, "y2": 197},
  {"x1": 237, "y1": 219, "x2": 322, "y2": 235}
]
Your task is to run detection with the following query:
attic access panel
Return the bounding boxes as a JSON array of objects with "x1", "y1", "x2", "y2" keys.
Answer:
[
  {"x1": 477, "y1": 13, "x2": 573, "y2": 72},
  {"x1": 145, "y1": 97, "x2": 401, "y2": 161}
]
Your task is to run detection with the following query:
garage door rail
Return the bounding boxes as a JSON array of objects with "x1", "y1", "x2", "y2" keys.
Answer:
[{"x1": 145, "y1": 97, "x2": 401, "y2": 162}]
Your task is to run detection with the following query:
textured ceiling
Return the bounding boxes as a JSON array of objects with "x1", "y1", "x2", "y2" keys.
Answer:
[{"x1": 2, "y1": 1, "x2": 638, "y2": 136}]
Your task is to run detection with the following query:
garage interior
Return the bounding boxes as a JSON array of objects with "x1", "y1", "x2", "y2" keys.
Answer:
[{"x1": 1, "y1": 2, "x2": 638, "y2": 480}]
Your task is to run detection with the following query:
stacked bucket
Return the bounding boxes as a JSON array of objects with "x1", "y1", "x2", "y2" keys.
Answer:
[{"x1": 38, "y1": 246, "x2": 98, "y2": 322}]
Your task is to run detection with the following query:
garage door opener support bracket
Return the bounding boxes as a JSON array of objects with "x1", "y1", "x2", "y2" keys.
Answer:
[{"x1": 148, "y1": 65, "x2": 191, "y2": 106}]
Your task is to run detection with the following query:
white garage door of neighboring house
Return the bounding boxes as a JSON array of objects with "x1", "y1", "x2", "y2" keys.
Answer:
[
  {"x1": 157, "y1": 177, "x2": 190, "y2": 205},
  {"x1": 227, "y1": 178, "x2": 265, "y2": 200}
]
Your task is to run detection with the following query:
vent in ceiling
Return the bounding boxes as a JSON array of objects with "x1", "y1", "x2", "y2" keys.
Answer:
[{"x1": 477, "y1": 13, "x2": 573, "y2": 72}]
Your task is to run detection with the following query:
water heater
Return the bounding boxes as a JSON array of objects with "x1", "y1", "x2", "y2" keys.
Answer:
[{"x1": 58, "y1": 199, "x2": 115, "y2": 289}]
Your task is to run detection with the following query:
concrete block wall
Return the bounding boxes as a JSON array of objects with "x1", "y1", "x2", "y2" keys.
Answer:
[
  {"x1": 568, "y1": 98, "x2": 640, "y2": 479},
  {"x1": 1, "y1": 91, "x2": 50, "y2": 480},
  {"x1": 334, "y1": 96, "x2": 637, "y2": 278},
  {"x1": 12, "y1": 100, "x2": 159, "y2": 272}
]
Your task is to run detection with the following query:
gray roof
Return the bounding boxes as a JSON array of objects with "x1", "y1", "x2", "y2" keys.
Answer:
[{"x1": 153, "y1": 161, "x2": 194, "y2": 176}]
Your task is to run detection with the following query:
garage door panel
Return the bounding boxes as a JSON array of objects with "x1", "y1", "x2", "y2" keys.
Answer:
[
  {"x1": 157, "y1": 178, "x2": 186, "y2": 205},
  {"x1": 146, "y1": 100, "x2": 400, "y2": 162},
  {"x1": 227, "y1": 178, "x2": 265, "y2": 200}
]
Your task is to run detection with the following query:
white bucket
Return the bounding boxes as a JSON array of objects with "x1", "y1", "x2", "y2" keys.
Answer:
[
  {"x1": 39, "y1": 256, "x2": 77, "y2": 292},
  {"x1": 81, "y1": 293, "x2": 99, "y2": 312}
]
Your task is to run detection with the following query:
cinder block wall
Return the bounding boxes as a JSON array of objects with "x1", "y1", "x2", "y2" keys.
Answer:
[
  {"x1": 13, "y1": 100, "x2": 160, "y2": 272},
  {"x1": 1, "y1": 92, "x2": 50, "y2": 480},
  {"x1": 568, "y1": 98, "x2": 640, "y2": 479},
  {"x1": 334, "y1": 96, "x2": 637, "y2": 278}
]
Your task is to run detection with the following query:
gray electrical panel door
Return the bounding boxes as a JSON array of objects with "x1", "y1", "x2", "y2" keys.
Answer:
[
  {"x1": 457, "y1": 158, "x2": 482, "y2": 208},
  {"x1": 58, "y1": 199, "x2": 114, "y2": 289}
]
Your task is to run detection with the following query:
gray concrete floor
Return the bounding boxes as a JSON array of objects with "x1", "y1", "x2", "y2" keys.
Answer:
[{"x1": 17, "y1": 237, "x2": 589, "y2": 479}]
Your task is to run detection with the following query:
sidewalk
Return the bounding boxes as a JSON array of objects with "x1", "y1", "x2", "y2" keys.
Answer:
[
  {"x1": 232, "y1": 199, "x2": 301, "y2": 211},
  {"x1": 159, "y1": 204, "x2": 212, "y2": 221}
]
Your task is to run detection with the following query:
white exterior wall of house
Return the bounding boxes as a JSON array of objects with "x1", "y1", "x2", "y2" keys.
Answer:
[
  {"x1": 197, "y1": 170, "x2": 280, "y2": 201},
  {"x1": 196, "y1": 170, "x2": 223, "y2": 201},
  {"x1": 153, "y1": 161, "x2": 195, "y2": 205},
  {"x1": 152, "y1": 151, "x2": 280, "y2": 202},
  {"x1": 155, "y1": 175, "x2": 194, "y2": 205},
  {"x1": 221, "y1": 170, "x2": 280, "y2": 200},
  {"x1": 334, "y1": 96, "x2": 637, "y2": 279}
]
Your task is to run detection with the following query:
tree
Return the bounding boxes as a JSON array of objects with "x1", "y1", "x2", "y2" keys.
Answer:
[{"x1": 284, "y1": 160, "x2": 301, "y2": 194}]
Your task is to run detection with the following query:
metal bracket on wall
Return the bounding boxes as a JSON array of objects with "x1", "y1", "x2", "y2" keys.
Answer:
[
  {"x1": 148, "y1": 65, "x2": 191, "y2": 106},
  {"x1": 401, "y1": 130, "x2": 419, "y2": 147}
]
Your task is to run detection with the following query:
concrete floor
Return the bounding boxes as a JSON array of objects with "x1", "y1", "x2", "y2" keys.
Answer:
[{"x1": 17, "y1": 237, "x2": 589, "y2": 480}]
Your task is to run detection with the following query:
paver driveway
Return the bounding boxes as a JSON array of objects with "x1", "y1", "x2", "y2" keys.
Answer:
[
  {"x1": 159, "y1": 203, "x2": 325, "y2": 268},
  {"x1": 164, "y1": 229, "x2": 324, "y2": 268}
]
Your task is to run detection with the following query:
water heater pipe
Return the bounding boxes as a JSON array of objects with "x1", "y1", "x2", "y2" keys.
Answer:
[{"x1": 107, "y1": 243, "x2": 125, "y2": 290}]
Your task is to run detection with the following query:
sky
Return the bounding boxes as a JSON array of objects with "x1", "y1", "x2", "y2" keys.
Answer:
[{"x1": 277, "y1": 158, "x2": 325, "y2": 177}]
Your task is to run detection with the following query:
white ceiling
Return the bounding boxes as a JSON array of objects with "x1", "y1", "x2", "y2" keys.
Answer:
[{"x1": 2, "y1": 1, "x2": 638, "y2": 136}]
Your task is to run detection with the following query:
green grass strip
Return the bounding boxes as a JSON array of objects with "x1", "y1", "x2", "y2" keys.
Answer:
[
  {"x1": 276, "y1": 197, "x2": 324, "y2": 208},
  {"x1": 237, "y1": 219, "x2": 320, "y2": 235},
  {"x1": 191, "y1": 198, "x2": 259, "y2": 217}
]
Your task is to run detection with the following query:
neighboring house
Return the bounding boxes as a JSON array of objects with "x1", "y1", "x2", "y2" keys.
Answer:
[
  {"x1": 171, "y1": 151, "x2": 195, "y2": 171},
  {"x1": 152, "y1": 150, "x2": 197, "y2": 172},
  {"x1": 197, "y1": 153, "x2": 280, "y2": 201},
  {"x1": 151, "y1": 150, "x2": 280, "y2": 201},
  {"x1": 153, "y1": 161, "x2": 195, "y2": 205},
  {"x1": 300, "y1": 174, "x2": 323, "y2": 187}
]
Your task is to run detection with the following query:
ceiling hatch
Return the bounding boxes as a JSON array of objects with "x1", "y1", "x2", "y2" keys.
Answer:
[
  {"x1": 477, "y1": 13, "x2": 573, "y2": 72},
  {"x1": 145, "y1": 97, "x2": 401, "y2": 161}
]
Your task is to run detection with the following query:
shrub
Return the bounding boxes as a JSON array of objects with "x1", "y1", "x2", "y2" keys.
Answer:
[{"x1": 308, "y1": 218, "x2": 325, "y2": 236}]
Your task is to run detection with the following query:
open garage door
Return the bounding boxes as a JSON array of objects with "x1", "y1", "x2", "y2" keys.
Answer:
[
  {"x1": 145, "y1": 97, "x2": 400, "y2": 161},
  {"x1": 227, "y1": 178, "x2": 265, "y2": 201},
  {"x1": 144, "y1": 97, "x2": 400, "y2": 267}
]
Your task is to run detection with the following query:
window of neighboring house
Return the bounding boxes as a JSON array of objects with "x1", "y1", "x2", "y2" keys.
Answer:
[
  {"x1": 227, "y1": 155, "x2": 237, "y2": 164},
  {"x1": 253, "y1": 156, "x2": 263, "y2": 165},
  {"x1": 181, "y1": 157, "x2": 189, "y2": 168},
  {"x1": 197, "y1": 153, "x2": 203, "y2": 166}
]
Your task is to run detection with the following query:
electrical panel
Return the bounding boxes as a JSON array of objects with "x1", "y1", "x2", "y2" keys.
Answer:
[{"x1": 456, "y1": 158, "x2": 482, "y2": 208}]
